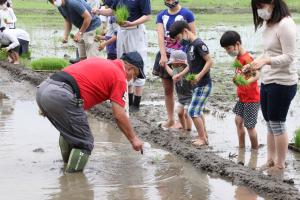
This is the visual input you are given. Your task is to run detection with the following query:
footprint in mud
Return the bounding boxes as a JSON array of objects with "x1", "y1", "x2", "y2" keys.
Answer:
[{"x1": 33, "y1": 148, "x2": 45, "y2": 153}]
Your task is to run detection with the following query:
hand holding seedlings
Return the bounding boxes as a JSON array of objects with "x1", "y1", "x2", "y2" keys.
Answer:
[
  {"x1": 115, "y1": 5, "x2": 129, "y2": 25},
  {"x1": 74, "y1": 32, "x2": 82, "y2": 42},
  {"x1": 98, "y1": 42, "x2": 106, "y2": 51},
  {"x1": 120, "y1": 21, "x2": 134, "y2": 27},
  {"x1": 172, "y1": 74, "x2": 181, "y2": 82}
]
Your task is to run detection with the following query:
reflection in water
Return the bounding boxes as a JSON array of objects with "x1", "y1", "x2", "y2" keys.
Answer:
[
  {"x1": 51, "y1": 173, "x2": 94, "y2": 200},
  {"x1": 235, "y1": 186, "x2": 258, "y2": 200},
  {"x1": 237, "y1": 148, "x2": 258, "y2": 170}
]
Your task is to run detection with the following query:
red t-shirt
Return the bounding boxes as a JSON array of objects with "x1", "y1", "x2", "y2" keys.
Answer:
[
  {"x1": 236, "y1": 52, "x2": 260, "y2": 103},
  {"x1": 64, "y1": 58, "x2": 127, "y2": 110}
]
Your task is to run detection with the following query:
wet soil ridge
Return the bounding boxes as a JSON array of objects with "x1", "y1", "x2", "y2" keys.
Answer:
[{"x1": 1, "y1": 62, "x2": 299, "y2": 200}]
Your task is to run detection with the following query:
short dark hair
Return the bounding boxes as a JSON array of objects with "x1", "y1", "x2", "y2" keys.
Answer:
[
  {"x1": 251, "y1": 0, "x2": 290, "y2": 31},
  {"x1": 0, "y1": 0, "x2": 6, "y2": 5},
  {"x1": 220, "y1": 31, "x2": 242, "y2": 48},
  {"x1": 169, "y1": 20, "x2": 191, "y2": 39}
]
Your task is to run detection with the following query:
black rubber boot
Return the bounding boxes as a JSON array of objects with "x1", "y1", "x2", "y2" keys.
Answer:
[
  {"x1": 128, "y1": 93, "x2": 134, "y2": 106},
  {"x1": 130, "y1": 95, "x2": 141, "y2": 113}
]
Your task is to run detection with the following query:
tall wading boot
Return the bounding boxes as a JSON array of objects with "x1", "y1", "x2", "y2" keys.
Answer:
[
  {"x1": 69, "y1": 48, "x2": 80, "y2": 64},
  {"x1": 130, "y1": 95, "x2": 141, "y2": 113},
  {"x1": 65, "y1": 148, "x2": 90, "y2": 173},
  {"x1": 59, "y1": 135, "x2": 72, "y2": 163}
]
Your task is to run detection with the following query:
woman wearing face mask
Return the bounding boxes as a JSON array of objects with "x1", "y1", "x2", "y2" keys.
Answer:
[
  {"x1": 0, "y1": 0, "x2": 17, "y2": 29},
  {"x1": 247, "y1": 0, "x2": 298, "y2": 171},
  {"x1": 153, "y1": 0, "x2": 196, "y2": 130}
]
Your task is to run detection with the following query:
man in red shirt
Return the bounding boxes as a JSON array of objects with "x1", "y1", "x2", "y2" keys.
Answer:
[{"x1": 36, "y1": 51, "x2": 145, "y2": 173}]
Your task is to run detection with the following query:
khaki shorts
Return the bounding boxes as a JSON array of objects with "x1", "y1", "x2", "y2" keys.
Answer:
[
  {"x1": 117, "y1": 24, "x2": 147, "y2": 87},
  {"x1": 78, "y1": 30, "x2": 98, "y2": 59}
]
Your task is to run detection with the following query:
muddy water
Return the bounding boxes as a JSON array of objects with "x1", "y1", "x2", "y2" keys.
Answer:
[{"x1": 0, "y1": 68, "x2": 266, "y2": 200}]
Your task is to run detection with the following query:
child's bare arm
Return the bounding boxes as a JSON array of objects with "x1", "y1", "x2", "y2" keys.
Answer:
[
  {"x1": 164, "y1": 65, "x2": 174, "y2": 76},
  {"x1": 194, "y1": 54, "x2": 213, "y2": 82},
  {"x1": 247, "y1": 70, "x2": 260, "y2": 84},
  {"x1": 173, "y1": 66, "x2": 190, "y2": 82}
]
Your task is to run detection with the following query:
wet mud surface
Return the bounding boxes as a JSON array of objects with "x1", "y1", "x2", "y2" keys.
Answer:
[{"x1": 1, "y1": 61, "x2": 300, "y2": 200}]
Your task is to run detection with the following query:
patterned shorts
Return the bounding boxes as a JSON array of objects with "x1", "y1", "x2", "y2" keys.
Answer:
[
  {"x1": 188, "y1": 83, "x2": 212, "y2": 117},
  {"x1": 233, "y1": 101, "x2": 260, "y2": 129}
]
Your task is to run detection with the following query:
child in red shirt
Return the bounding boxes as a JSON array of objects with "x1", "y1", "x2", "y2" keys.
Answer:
[{"x1": 220, "y1": 31, "x2": 260, "y2": 150}]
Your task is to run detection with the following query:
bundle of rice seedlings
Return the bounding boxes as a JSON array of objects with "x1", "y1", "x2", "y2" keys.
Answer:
[
  {"x1": 232, "y1": 59, "x2": 243, "y2": 69},
  {"x1": 0, "y1": 48, "x2": 8, "y2": 60},
  {"x1": 95, "y1": 28, "x2": 101, "y2": 36},
  {"x1": 115, "y1": 5, "x2": 129, "y2": 25},
  {"x1": 233, "y1": 74, "x2": 249, "y2": 86},
  {"x1": 70, "y1": 33, "x2": 75, "y2": 39},
  {"x1": 295, "y1": 128, "x2": 300, "y2": 148},
  {"x1": 185, "y1": 73, "x2": 197, "y2": 81},
  {"x1": 31, "y1": 57, "x2": 69, "y2": 71}
]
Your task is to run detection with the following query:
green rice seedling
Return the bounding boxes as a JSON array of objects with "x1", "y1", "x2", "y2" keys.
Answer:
[
  {"x1": 115, "y1": 5, "x2": 129, "y2": 25},
  {"x1": 31, "y1": 57, "x2": 69, "y2": 71},
  {"x1": 294, "y1": 128, "x2": 300, "y2": 148},
  {"x1": 69, "y1": 33, "x2": 75, "y2": 39},
  {"x1": 232, "y1": 59, "x2": 243, "y2": 69},
  {"x1": 233, "y1": 74, "x2": 248, "y2": 86},
  {"x1": 0, "y1": 48, "x2": 8, "y2": 60},
  {"x1": 185, "y1": 73, "x2": 197, "y2": 81},
  {"x1": 95, "y1": 28, "x2": 101, "y2": 36}
]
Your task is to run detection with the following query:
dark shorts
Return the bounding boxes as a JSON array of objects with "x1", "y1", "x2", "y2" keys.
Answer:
[
  {"x1": 107, "y1": 53, "x2": 117, "y2": 60},
  {"x1": 153, "y1": 52, "x2": 172, "y2": 80},
  {"x1": 36, "y1": 78, "x2": 94, "y2": 152},
  {"x1": 233, "y1": 101, "x2": 260, "y2": 129},
  {"x1": 18, "y1": 39, "x2": 29, "y2": 55},
  {"x1": 260, "y1": 83, "x2": 297, "y2": 122}
]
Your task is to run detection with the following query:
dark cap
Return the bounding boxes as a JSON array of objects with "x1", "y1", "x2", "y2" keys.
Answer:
[{"x1": 121, "y1": 51, "x2": 146, "y2": 79}]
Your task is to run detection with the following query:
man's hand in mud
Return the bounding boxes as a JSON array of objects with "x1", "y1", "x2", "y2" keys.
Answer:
[
  {"x1": 130, "y1": 136, "x2": 143, "y2": 153},
  {"x1": 74, "y1": 32, "x2": 82, "y2": 42},
  {"x1": 3, "y1": 47, "x2": 9, "y2": 52}
]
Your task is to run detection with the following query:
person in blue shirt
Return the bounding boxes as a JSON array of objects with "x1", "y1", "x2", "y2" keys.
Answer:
[
  {"x1": 154, "y1": 0, "x2": 196, "y2": 130},
  {"x1": 93, "y1": 0, "x2": 151, "y2": 112},
  {"x1": 48, "y1": 0, "x2": 101, "y2": 60}
]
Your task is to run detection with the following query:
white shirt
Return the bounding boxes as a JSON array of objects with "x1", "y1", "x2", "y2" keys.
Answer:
[
  {"x1": 7, "y1": 28, "x2": 30, "y2": 41},
  {"x1": 0, "y1": 7, "x2": 17, "y2": 29},
  {"x1": 261, "y1": 17, "x2": 298, "y2": 85}
]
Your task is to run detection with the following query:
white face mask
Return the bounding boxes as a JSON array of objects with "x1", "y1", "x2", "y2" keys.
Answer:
[
  {"x1": 257, "y1": 8, "x2": 272, "y2": 21},
  {"x1": 54, "y1": 0, "x2": 63, "y2": 7},
  {"x1": 228, "y1": 50, "x2": 239, "y2": 57}
]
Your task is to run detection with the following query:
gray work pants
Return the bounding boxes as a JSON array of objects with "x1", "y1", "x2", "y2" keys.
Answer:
[{"x1": 36, "y1": 78, "x2": 94, "y2": 153}]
